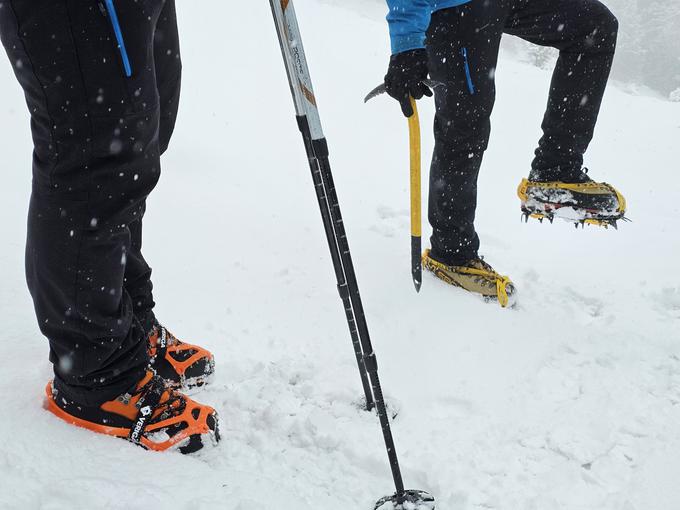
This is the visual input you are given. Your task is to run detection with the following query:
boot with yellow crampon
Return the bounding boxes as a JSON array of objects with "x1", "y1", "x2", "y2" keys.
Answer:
[
  {"x1": 44, "y1": 370, "x2": 220, "y2": 453},
  {"x1": 148, "y1": 323, "x2": 215, "y2": 391},
  {"x1": 517, "y1": 169, "x2": 627, "y2": 229},
  {"x1": 422, "y1": 249, "x2": 516, "y2": 308}
]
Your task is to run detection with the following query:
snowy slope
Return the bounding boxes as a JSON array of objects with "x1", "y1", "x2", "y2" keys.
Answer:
[{"x1": 1, "y1": 1, "x2": 680, "y2": 509}]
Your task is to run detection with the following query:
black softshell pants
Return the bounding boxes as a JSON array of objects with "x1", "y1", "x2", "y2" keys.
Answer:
[
  {"x1": 0, "y1": 0, "x2": 181, "y2": 405},
  {"x1": 426, "y1": 0, "x2": 618, "y2": 265}
]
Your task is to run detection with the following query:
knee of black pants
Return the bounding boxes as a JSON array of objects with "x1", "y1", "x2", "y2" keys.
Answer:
[
  {"x1": 603, "y1": 14, "x2": 619, "y2": 51},
  {"x1": 42, "y1": 108, "x2": 162, "y2": 221},
  {"x1": 431, "y1": 94, "x2": 492, "y2": 185},
  {"x1": 569, "y1": 3, "x2": 619, "y2": 55},
  {"x1": 590, "y1": 6, "x2": 618, "y2": 52},
  {"x1": 434, "y1": 117, "x2": 492, "y2": 159}
]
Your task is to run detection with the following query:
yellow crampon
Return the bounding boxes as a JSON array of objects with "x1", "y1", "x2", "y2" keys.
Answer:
[
  {"x1": 422, "y1": 250, "x2": 514, "y2": 308},
  {"x1": 517, "y1": 178, "x2": 627, "y2": 229},
  {"x1": 517, "y1": 178, "x2": 626, "y2": 207}
]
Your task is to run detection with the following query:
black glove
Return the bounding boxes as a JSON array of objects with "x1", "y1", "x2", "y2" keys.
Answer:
[{"x1": 384, "y1": 48, "x2": 433, "y2": 117}]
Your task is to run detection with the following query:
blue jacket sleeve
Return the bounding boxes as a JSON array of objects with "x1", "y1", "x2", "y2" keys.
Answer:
[{"x1": 386, "y1": 0, "x2": 432, "y2": 55}]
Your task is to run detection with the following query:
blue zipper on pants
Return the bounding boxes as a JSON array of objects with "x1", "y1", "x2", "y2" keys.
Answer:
[
  {"x1": 461, "y1": 47, "x2": 475, "y2": 95},
  {"x1": 103, "y1": 0, "x2": 132, "y2": 77}
]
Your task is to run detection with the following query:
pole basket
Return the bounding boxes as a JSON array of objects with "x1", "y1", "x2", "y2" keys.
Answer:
[{"x1": 375, "y1": 490, "x2": 436, "y2": 510}]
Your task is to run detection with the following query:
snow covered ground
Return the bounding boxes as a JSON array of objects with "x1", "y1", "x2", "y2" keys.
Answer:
[{"x1": 1, "y1": 1, "x2": 679, "y2": 509}]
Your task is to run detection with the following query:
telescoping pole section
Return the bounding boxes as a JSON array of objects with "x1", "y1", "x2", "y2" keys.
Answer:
[{"x1": 268, "y1": 0, "x2": 412, "y2": 500}]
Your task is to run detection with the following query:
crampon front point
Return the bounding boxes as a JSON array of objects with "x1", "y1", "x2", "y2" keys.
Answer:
[
  {"x1": 517, "y1": 177, "x2": 629, "y2": 229},
  {"x1": 375, "y1": 490, "x2": 436, "y2": 510}
]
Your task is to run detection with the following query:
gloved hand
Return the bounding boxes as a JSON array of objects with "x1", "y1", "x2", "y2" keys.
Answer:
[{"x1": 384, "y1": 48, "x2": 432, "y2": 117}]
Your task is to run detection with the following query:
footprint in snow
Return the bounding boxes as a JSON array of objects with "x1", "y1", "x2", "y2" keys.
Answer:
[
  {"x1": 370, "y1": 205, "x2": 410, "y2": 238},
  {"x1": 562, "y1": 287, "x2": 605, "y2": 320},
  {"x1": 651, "y1": 287, "x2": 680, "y2": 319}
]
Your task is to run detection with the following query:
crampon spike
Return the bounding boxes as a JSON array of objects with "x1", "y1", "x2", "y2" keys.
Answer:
[
  {"x1": 375, "y1": 490, "x2": 436, "y2": 510},
  {"x1": 522, "y1": 203, "x2": 626, "y2": 230}
]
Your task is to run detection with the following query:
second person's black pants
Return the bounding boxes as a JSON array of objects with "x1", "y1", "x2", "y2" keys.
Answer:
[{"x1": 425, "y1": 0, "x2": 618, "y2": 265}]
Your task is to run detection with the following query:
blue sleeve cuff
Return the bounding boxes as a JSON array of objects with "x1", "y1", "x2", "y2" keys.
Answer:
[{"x1": 391, "y1": 33, "x2": 426, "y2": 55}]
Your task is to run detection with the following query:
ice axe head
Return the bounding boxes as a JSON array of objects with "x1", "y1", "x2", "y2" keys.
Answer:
[
  {"x1": 374, "y1": 490, "x2": 436, "y2": 510},
  {"x1": 364, "y1": 80, "x2": 442, "y2": 104}
]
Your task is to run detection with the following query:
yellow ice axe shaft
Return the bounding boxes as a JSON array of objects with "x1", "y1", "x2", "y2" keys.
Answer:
[{"x1": 408, "y1": 97, "x2": 422, "y2": 292}]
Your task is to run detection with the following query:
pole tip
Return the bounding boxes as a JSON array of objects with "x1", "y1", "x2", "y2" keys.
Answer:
[{"x1": 413, "y1": 277, "x2": 422, "y2": 293}]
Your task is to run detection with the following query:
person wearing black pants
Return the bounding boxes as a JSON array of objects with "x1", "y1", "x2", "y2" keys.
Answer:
[
  {"x1": 1, "y1": 0, "x2": 218, "y2": 452},
  {"x1": 384, "y1": 0, "x2": 626, "y2": 307}
]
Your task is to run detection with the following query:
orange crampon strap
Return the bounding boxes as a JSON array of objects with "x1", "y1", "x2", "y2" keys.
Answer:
[{"x1": 149, "y1": 326, "x2": 213, "y2": 378}]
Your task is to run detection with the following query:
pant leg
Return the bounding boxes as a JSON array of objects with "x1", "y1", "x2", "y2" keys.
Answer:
[
  {"x1": 0, "y1": 0, "x2": 167, "y2": 406},
  {"x1": 425, "y1": 2, "x2": 508, "y2": 265},
  {"x1": 505, "y1": 0, "x2": 618, "y2": 181},
  {"x1": 123, "y1": 0, "x2": 182, "y2": 333}
]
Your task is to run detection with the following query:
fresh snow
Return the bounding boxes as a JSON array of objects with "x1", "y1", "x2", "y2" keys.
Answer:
[{"x1": 1, "y1": 1, "x2": 679, "y2": 509}]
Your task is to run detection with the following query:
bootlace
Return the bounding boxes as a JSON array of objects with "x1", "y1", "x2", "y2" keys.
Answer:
[{"x1": 131, "y1": 374, "x2": 186, "y2": 423}]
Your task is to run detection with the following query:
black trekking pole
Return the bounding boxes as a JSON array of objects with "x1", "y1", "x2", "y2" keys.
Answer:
[{"x1": 269, "y1": 1, "x2": 435, "y2": 508}]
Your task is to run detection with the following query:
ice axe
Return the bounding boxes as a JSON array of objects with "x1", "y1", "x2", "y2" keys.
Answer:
[
  {"x1": 269, "y1": 1, "x2": 435, "y2": 508},
  {"x1": 364, "y1": 82, "x2": 438, "y2": 293}
]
